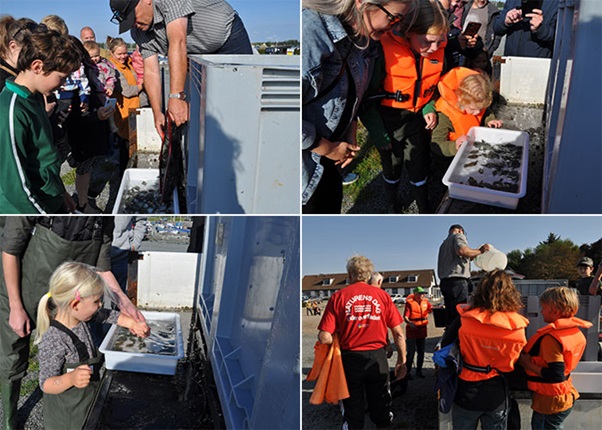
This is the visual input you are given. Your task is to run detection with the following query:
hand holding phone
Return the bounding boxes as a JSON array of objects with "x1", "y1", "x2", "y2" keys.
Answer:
[
  {"x1": 463, "y1": 22, "x2": 482, "y2": 38},
  {"x1": 520, "y1": 0, "x2": 543, "y2": 17},
  {"x1": 104, "y1": 98, "x2": 117, "y2": 109}
]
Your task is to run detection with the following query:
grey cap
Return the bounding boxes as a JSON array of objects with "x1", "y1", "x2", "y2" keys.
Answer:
[{"x1": 577, "y1": 257, "x2": 594, "y2": 268}]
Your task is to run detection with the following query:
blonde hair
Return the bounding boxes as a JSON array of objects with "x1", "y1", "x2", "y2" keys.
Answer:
[
  {"x1": 41, "y1": 15, "x2": 69, "y2": 35},
  {"x1": 83, "y1": 40, "x2": 100, "y2": 53},
  {"x1": 456, "y1": 73, "x2": 493, "y2": 110},
  {"x1": 303, "y1": 0, "x2": 418, "y2": 46},
  {"x1": 540, "y1": 287, "x2": 579, "y2": 319},
  {"x1": 407, "y1": 0, "x2": 449, "y2": 36},
  {"x1": 106, "y1": 36, "x2": 127, "y2": 53},
  {"x1": 35, "y1": 262, "x2": 111, "y2": 344},
  {"x1": 346, "y1": 255, "x2": 374, "y2": 282}
]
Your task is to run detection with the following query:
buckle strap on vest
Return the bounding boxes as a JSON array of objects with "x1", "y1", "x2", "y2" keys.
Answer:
[
  {"x1": 50, "y1": 320, "x2": 90, "y2": 362},
  {"x1": 462, "y1": 361, "x2": 493, "y2": 374}
]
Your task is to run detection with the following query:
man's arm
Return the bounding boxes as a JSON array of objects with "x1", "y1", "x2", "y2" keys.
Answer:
[
  {"x1": 165, "y1": 17, "x2": 189, "y2": 127},
  {"x1": 143, "y1": 54, "x2": 165, "y2": 138},
  {"x1": 590, "y1": 264, "x2": 602, "y2": 295},
  {"x1": 2, "y1": 252, "x2": 30, "y2": 337},
  {"x1": 391, "y1": 323, "x2": 407, "y2": 380},
  {"x1": 98, "y1": 271, "x2": 145, "y2": 322},
  {"x1": 457, "y1": 243, "x2": 490, "y2": 259}
]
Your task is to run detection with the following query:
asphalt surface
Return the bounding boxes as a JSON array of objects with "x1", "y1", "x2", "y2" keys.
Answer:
[{"x1": 302, "y1": 305, "x2": 446, "y2": 430}]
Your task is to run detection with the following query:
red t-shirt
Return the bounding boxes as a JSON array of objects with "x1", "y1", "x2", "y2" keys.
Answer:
[{"x1": 318, "y1": 282, "x2": 403, "y2": 351}]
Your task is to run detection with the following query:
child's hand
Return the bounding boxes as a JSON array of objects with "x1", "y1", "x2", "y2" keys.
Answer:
[
  {"x1": 105, "y1": 88, "x2": 113, "y2": 97},
  {"x1": 70, "y1": 365, "x2": 92, "y2": 388},
  {"x1": 131, "y1": 321, "x2": 150, "y2": 338},
  {"x1": 423, "y1": 112, "x2": 437, "y2": 130},
  {"x1": 80, "y1": 102, "x2": 89, "y2": 115},
  {"x1": 455, "y1": 135, "x2": 469, "y2": 150},
  {"x1": 487, "y1": 119, "x2": 503, "y2": 129}
]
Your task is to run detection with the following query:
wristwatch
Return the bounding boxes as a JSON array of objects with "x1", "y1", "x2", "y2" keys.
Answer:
[{"x1": 168, "y1": 92, "x2": 187, "y2": 101}]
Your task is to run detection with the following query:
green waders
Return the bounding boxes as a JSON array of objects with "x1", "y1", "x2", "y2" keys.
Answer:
[
  {"x1": 0, "y1": 224, "x2": 102, "y2": 428},
  {"x1": 43, "y1": 320, "x2": 104, "y2": 430}
]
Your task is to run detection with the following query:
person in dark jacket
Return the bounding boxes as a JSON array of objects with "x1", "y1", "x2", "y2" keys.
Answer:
[
  {"x1": 493, "y1": 0, "x2": 558, "y2": 58},
  {"x1": 459, "y1": 0, "x2": 501, "y2": 57}
]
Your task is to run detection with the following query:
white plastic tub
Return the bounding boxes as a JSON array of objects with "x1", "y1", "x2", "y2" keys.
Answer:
[
  {"x1": 572, "y1": 361, "x2": 602, "y2": 394},
  {"x1": 112, "y1": 168, "x2": 179, "y2": 214},
  {"x1": 99, "y1": 311, "x2": 184, "y2": 375},
  {"x1": 442, "y1": 127, "x2": 529, "y2": 209},
  {"x1": 473, "y1": 245, "x2": 508, "y2": 271}
]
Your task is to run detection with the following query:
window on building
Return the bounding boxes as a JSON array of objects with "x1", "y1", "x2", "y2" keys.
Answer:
[
  {"x1": 322, "y1": 278, "x2": 334, "y2": 286},
  {"x1": 388, "y1": 275, "x2": 399, "y2": 283},
  {"x1": 407, "y1": 275, "x2": 418, "y2": 283}
]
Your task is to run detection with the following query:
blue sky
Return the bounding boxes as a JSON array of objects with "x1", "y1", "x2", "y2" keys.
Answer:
[
  {"x1": 302, "y1": 216, "x2": 602, "y2": 278},
  {"x1": 0, "y1": 0, "x2": 299, "y2": 43}
]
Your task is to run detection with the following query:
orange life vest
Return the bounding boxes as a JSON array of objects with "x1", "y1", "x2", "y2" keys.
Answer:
[
  {"x1": 524, "y1": 317, "x2": 592, "y2": 397},
  {"x1": 380, "y1": 32, "x2": 445, "y2": 112},
  {"x1": 405, "y1": 297, "x2": 429, "y2": 327},
  {"x1": 457, "y1": 304, "x2": 528, "y2": 382},
  {"x1": 434, "y1": 67, "x2": 485, "y2": 141}
]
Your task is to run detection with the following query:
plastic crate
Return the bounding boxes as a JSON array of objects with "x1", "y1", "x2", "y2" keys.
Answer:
[
  {"x1": 99, "y1": 311, "x2": 184, "y2": 375},
  {"x1": 112, "y1": 168, "x2": 179, "y2": 214},
  {"x1": 442, "y1": 127, "x2": 529, "y2": 209}
]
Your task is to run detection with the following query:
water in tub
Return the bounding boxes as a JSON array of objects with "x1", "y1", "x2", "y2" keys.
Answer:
[{"x1": 109, "y1": 320, "x2": 177, "y2": 355}]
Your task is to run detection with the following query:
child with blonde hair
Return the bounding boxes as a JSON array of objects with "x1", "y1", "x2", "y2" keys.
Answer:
[
  {"x1": 430, "y1": 67, "x2": 503, "y2": 179},
  {"x1": 83, "y1": 40, "x2": 116, "y2": 102},
  {"x1": 35, "y1": 262, "x2": 149, "y2": 429},
  {"x1": 519, "y1": 286, "x2": 592, "y2": 429}
]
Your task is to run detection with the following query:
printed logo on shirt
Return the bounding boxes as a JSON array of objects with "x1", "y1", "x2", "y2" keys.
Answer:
[{"x1": 345, "y1": 294, "x2": 383, "y2": 322}]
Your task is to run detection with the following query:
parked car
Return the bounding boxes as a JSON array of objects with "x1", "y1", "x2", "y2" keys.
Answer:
[{"x1": 390, "y1": 294, "x2": 406, "y2": 304}]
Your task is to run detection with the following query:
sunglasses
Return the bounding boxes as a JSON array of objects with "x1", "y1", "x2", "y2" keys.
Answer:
[
  {"x1": 110, "y1": 9, "x2": 128, "y2": 25},
  {"x1": 375, "y1": 4, "x2": 405, "y2": 27},
  {"x1": 11, "y1": 22, "x2": 47, "y2": 40}
]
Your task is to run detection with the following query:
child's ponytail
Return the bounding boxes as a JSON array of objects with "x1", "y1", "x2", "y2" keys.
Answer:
[{"x1": 34, "y1": 293, "x2": 54, "y2": 344}]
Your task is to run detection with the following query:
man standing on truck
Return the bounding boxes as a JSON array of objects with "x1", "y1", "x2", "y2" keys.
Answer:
[
  {"x1": 109, "y1": 0, "x2": 253, "y2": 136},
  {"x1": 437, "y1": 224, "x2": 490, "y2": 326},
  {"x1": 317, "y1": 255, "x2": 406, "y2": 429}
]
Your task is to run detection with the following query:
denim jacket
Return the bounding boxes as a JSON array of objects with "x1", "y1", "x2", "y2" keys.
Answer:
[{"x1": 302, "y1": 9, "x2": 376, "y2": 205}]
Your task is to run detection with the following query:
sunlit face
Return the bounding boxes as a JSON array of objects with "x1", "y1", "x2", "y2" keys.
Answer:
[
  {"x1": 361, "y1": 1, "x2": 411, "y2": 41},
  {"x1": 134, "y1": 0, "x2": 155, "y2": 31},
  {"x1": 81, "y1": 29, "x2": 95, "y2": 42},
  {"x1": 111, "y1": 45, "x2": 129, "y2": 64},
  {"x1": 87, "y1": 48, "x2": 101, "y2": 64},
  {"x1": 408, "y1": 32, "x2": 446, "y2": 57},
  {"x1": 474, "y1": 0, "x2": 488, "y2": 8},
  {"x1": 577, "y1": 265, "x2": 593, "y2": 278},
  {"x1": 73, "y1": 294, "x2": 103, "y2": 322},
  {"x1": 540, "y1": 302, "x2": 561, "y2": 324}
]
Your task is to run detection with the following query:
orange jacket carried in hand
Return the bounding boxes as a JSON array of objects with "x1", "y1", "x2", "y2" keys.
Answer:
[
  {"x1": 434, "y1": 67, "x2": 485, "y2": 142},
  {"x1": 380, "y1": 32, "x2": 445, "y2": 112},
  {"x1": 306, "y1": 334, "x2": 349, "y2": 404},
  {"x1": 457, "y1": 304, "x2": 528, "y2": 382},
  {"x1": 524, "y1": 317, "x2": 592, "y2": 397}
]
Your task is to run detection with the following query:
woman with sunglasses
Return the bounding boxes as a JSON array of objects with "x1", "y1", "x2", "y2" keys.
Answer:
[
  {"x1": 302, "y1": 0, "x2": 417, "y2": 214},
  {"x1": 0, "y1": 17, "x2": 38, "y2": 90},
  {"x1": 360, "y1": 0, "x2": 449, "y2": 213}
]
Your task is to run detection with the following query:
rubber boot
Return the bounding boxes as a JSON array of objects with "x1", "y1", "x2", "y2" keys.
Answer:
[
  {"x1": 384, "y1": 181, "x2": 399, "y2": 214},
  {"x1": 1, "y1": 379, "x2": 21, "y2": 430},
  {"x1": 413, "y1": 184, "x2": 432, "y2": 214}
]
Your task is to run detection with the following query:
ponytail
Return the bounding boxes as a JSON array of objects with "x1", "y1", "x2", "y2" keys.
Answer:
[{"x1": 34, "y1": 293, "x2": 54, "y2": 345}]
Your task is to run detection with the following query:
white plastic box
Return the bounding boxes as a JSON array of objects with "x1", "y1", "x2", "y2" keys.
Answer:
[
  {"x1": 112, "y1": 168, "x2": 179, "y2": 214},
  {"x1": 442, "y1": 127, "x2": 529, "y2": 209},
  {"x1": 99, "y1": 311, "x2": 184, "y2": 375}
]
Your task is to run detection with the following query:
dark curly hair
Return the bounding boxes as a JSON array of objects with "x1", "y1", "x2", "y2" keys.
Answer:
[
  {"x1": 471, "y1": 269, "x2": 523, "y2": 313},
  {"x1": 16, "y1": 30, "x2": 82, "y2": 75}
]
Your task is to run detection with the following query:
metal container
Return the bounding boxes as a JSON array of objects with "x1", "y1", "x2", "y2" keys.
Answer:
[
  {"x1": 443, "y1": 127, "x2": 529, "y2": 209},
  {"x1": 99, "y1": 311, "x2": 184, "y2": 375},
  {"x1": 186, "y1": 55, "x2": 300, "y2": 214}
]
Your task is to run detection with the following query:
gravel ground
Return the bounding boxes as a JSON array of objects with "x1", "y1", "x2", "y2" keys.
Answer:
[{"x1": 302, "y1": 305, "x2": 446, "y2": 430}]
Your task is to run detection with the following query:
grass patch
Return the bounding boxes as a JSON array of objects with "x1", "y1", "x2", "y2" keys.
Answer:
[{"x1": 342, "y1": 123, "x2": 383, "y2": 205}]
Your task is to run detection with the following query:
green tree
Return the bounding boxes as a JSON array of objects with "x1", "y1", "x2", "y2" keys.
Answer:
[{"x1": 579, "y1": 238, "x2": 602, "y2": 265}]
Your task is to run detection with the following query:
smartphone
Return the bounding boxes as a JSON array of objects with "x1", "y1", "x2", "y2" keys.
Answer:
[
  {"x1": 463, "y1": 22, "x2": 482, "y2": 38},
  {"x1": 56, "y1": 98, "x2": 71, "y2": 114},
  {"x1": 520, "y1": 0, "x2": 543, "y2": 16},
  {"x1": 104, "y1": 98, "x2": 117, "y2": 109}
]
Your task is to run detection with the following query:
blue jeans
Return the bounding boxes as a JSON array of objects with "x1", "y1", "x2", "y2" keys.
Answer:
[
  {"x1": 452, "y1": 403, "x2": 507, "y2": 430},
  {"x1": 531, "y1": 408, "x2": 572, "y2": 430}
]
